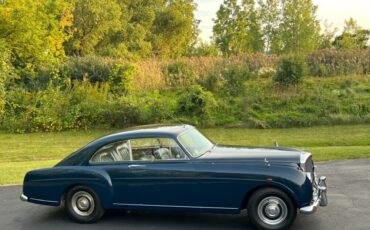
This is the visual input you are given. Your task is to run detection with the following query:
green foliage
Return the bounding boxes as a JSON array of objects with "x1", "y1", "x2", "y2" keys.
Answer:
[
  {"x1": 221, "y1": 65, "x2": 251, "y2": 96},
  {"x1": 213, "y1": 0, "x2": 264, "y2": 55},
  {"x1": 151, "y1": 0, "x2": 199, "y2": 58},
  {"x1": 61, "y1": 56, "x2": 135, "y2": 94},
  {"x1": 277, "y1": 0, "x2": 321, "y2": 54},
  {"x1": 0, "y1": 40, "x2": 12, "y2": 115},
  {"x1": 65, "y1": 0, "x2": 122, "y2": 56},
  {"x1": 0, "y1": 0, "x2": 72, "y2": 72},
  {"x1": 242, "y1": 76, "x2": 370, "y2": 128},
  {"x1": 200, "y1": 64, "x2": 251, "y2": 96},
  {"x1": 177, "y1": 85, "x2": 217, "y2": 124},
  {"x1": 333, "y1": 18, "x2": 370, "y2": 50},
  {"x1": 63, "y1": 0, "x2": 198, "y2": 59},
  {"x1": 274, "y1": 56, "x2": 306, "y2": 85},
  {"x1": 187, "y1": 41, "x2": 219, "y2": 57},
  {"x1": 163, "y1": 61, "x2": 196, "y2": 88},
  {"x1": 258, "y1": 0, "x2": 281, "y2": 53}
]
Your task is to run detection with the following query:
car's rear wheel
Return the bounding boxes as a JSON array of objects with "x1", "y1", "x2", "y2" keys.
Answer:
[
  {"x1": 65, "y1": 186, "x2": 105, "y2": 223},
  {"x1": 247, "y1": 188, "x2": 297, "y2": 230}
]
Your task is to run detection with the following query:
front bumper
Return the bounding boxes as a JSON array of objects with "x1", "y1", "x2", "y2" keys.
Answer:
[{"x1": 300, "y1": 176, "x2": 328, "y2": 214}]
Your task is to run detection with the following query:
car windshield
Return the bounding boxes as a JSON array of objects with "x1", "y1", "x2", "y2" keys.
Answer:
[{"x1": 178, "y1": 128, "x2": 214, "y2": 157}]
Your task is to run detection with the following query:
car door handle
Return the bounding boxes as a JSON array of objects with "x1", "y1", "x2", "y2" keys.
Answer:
[{"x1": 128, "y1": 164, "x2": 146, "y2": 169}]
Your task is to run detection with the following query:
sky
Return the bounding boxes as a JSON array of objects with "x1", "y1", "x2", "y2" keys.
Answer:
[{"x1": 195, "y1": 0, "x2": 370, "y2": 41}]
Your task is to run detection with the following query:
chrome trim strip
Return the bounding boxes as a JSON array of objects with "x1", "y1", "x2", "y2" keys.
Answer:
[
  {"x1": 29, "y1": 198, "x2": 59, "y2": 204},
  {"x1": 113, "y1": 203, "x2": 238, "y2": 210}
]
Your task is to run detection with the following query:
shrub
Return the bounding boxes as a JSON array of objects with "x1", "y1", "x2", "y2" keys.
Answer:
[
  {"x1": 177, "y1": 85, "x2": 217, "y2": 125},
  {"x1": 60, "y1": 56, "x2": 135, "y2": 94},
  {"x1": 274, "y1": 56, "x2": 306, "y2": 86},
  {"x1": 61, "y1": 55, "x2": 113, "y2": 83},
  {"x1": 200, "y1": 65, "x2": 251, "y2": 96},
  {"x1": 162, "y1": 61, "x2": 196, "y2": 88},
  {"x1": 222, "y1": 65, "x2": 251, "y2": 96},
  {"x1": 108, "y1": 63, "x2": 136, "y2": 94},
  {"x1": 199, "y1": 70, "x2": 225, "y2": 93},
  {"x1": 307, "y1": 49, "x2": 370, "y2": 77},
  {"x1": 257, "y1": 67, "x2": 276, "y2": 78}
]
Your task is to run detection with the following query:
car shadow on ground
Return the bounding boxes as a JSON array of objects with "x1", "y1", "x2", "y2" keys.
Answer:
[
  {"x1": 31, "y1": 207, "x2": 254, "y2": 230},
  {"x1": 23, "y1": 205, "x2": 323, "y2": 230}
]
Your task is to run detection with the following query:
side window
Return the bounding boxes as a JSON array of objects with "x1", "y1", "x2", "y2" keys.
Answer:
[
  {"x1": 90, "y1": 138, "x2": 188, "y2": 164},
  {"x1": 90, "y1": 140, "x2": 132, "y2": 163},
  {"x1": 130, "y1": 138, "x2": 188, "y2": 161}
]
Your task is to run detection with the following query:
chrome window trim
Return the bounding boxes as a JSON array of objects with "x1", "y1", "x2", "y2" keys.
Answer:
[{"x1": 89, "y1": 137, "x2": 190, "y2": 165}]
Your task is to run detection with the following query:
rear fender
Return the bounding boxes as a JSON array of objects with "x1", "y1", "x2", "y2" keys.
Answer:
[{"x1": 23, "y1": 167, "x2": 114, "y2": 208}]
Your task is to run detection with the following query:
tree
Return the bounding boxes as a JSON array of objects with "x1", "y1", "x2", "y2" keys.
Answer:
[
  {"x1": 0, "y1": 0, "x2": 72, "y2": 71},
  {"x1": 278, "y1": 0, "x2": 320, "y2": 54},
  {"x1": 319, "y1": 20, "x2": 338, "y2": 49},
  {"x1": 186, "y1": 41, "x2": 219, "y2": 57},
  {"x1": 213, "y1": 0, "x2": 264, "y2": 55},
  {"x1": 65, "y1": 0, "x2": 122, "y2": 56},
  {"x1": 239, "y1": 0, "x2": 264, "y2": 53},
  {"x1": 333, "y1": 18, "x2": 370, "y2": 50},
  {"x1": 258, "y1": 0, "x2": 281, "y2": 53},
  {"x1": 151, "y1": 0, "x2": 199, "y2": 58},
  {"x1": 96, "y1": 0, "x2": 161, "y2": 59}
]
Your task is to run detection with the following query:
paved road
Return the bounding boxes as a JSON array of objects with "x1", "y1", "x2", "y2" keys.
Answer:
[{"x1": 1, "y1": 159, "x2": 370, "y2": 230}]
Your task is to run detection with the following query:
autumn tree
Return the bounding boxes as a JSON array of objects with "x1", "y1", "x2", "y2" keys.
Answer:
[
  {"x1": 0, "y1": 0, "x2": 72, "y2": 71},
  {"x1": 65, "y1": 0, "x2": 122, "y2": 56}
]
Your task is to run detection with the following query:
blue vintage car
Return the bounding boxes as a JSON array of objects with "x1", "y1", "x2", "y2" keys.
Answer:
[{"x1": 21, "y1": 124, "x2": 327, "y2": 230}]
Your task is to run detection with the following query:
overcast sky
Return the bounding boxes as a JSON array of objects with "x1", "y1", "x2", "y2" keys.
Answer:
[{"x1": 195, "y1": 0, "x2": 370, "y2": 41}]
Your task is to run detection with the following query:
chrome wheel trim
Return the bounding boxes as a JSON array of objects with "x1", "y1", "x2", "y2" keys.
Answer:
[
  {"x1": 257, "y1": 196, "x2": 288, "y2": 226},
  {"x1": 71, "y1": 191, "x2": 95, "y2": 217}
]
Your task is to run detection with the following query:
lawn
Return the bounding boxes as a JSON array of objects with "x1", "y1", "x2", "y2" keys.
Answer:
[{"x1": 1, "y1": 124, "x2": 370, "y2": 185}]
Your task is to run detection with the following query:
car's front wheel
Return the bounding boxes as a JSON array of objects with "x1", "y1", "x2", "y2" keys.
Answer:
[
  {"x1": 247, "y1": 188, "x2": 297, "y2": 230},
  {"x1": 65, "y1": 186, "x2": 105, "y2": 223}
]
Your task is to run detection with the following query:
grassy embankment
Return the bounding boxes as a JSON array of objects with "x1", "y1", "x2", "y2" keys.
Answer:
[{"x1": 1, "y1": 124, "x2": 370, "y2": 185}]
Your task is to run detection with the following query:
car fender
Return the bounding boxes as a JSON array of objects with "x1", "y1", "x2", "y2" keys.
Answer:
[{"x1": 23, "y1": 166, "x2": 114, "y2": 208}]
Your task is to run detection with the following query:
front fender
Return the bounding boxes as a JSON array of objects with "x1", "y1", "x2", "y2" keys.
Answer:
[{"x1": 23, "y1": 166, "x2": 114, "y2": 208}]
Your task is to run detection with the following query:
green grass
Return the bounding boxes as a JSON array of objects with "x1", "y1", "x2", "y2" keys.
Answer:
[{"x1": 1, "y1": 124, "x2": 370, "y2": 185}]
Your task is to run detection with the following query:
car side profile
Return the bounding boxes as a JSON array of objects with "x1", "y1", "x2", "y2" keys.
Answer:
[{"x1": 21, "y1": 124, "x2": 327, "y2": 230}]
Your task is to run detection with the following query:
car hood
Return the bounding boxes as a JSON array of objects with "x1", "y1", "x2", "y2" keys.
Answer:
[{"x1": 198, "y1": 145, "x2": 306, "y2": 163}]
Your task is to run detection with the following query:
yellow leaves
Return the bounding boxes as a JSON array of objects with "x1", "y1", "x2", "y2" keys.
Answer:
[{"x1": 59, "y1": 7, "x2": 73, "y2": 29}]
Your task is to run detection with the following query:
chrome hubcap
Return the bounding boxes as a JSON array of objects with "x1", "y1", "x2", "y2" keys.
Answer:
[
  {"x1": 257, "y1": 196, "x2": 288, "y2": 226},
  {"x1": 71, "y1": 191, "x2": 95, "y2": 216}
]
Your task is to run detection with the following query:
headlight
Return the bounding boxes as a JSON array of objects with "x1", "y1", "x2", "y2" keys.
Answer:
[
  {"x1": 300, "y1": 152, "x2": 314, "y2": 172},
  {"x1": 300, "y1": 152, "x2": 315, "y2": 182}
]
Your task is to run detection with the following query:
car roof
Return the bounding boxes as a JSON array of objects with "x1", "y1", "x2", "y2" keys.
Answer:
[
  {"x1": 120, "y1": 124, "x2": 193, "y2": 135},
  {"x1": 88, "y1": 124, "x2": 194, "y2": 146},
  {"x1": 57, "y1": 124, "x2": 195, "y2": 166}
]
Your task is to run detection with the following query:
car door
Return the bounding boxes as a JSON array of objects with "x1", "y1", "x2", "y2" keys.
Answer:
[{"x1": 92, "y1": 137, "x2": 203, "y2": 210}]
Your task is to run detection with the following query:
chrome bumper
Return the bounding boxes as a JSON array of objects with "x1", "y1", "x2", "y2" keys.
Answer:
[
  {"x1": 20, "y1": 194, "x2": 28, "y2": 202},
  {"x1": 300, "y1": 176, "x2": 328, "y2": 214}
]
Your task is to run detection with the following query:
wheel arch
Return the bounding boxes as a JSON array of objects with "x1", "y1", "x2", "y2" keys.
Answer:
[{"x1": 240, "y1": 184, "x2": 299, "y2": 210}]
